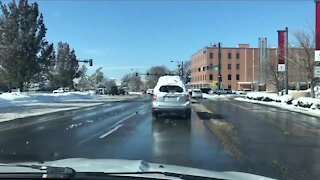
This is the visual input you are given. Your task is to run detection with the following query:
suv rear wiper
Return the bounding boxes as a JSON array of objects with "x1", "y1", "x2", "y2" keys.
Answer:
[{"x1": 0, "y1": 164, "x2": 76, "y2": 179}]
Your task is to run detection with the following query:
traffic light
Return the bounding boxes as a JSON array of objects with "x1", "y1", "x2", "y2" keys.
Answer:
[
  {"x1": 89, "y1": 59, "x2": 93, "y2": 66},
  {"x1": 146, "y1": 73, "x2": 150, "y2": 76},
  {"x1": 135, "y1": 72, "x2": 138, "y2": 76}
]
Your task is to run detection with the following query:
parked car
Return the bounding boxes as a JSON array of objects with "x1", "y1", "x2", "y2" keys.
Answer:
[
  {"x1": 152, "y1": 76, "x2": 191, "y2": 119},
  {"x1": 209, "y1": 89, "x2": 232, "y2": 94},
  {"x1": 191, "y1": 89, "x2": 203, "y2": 98},
  {"x1": 235, "y1": 89, "x2": 253, "y2": 95},
  {"x1": 200, "y1": 88, "x2": 211, "y2": 94},
  {"x1": 53, "y1": 87, "x2": 68, "y2": 93}
]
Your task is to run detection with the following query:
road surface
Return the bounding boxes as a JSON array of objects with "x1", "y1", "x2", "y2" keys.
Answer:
[{"x1": 0, "y1": 95, "x2": 319, "y2": 179}]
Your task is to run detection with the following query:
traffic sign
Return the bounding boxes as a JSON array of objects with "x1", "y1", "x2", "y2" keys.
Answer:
[
  {"x1": 278, "y1": 64, "x2": 285, "y2": 72},
  {"x1": 315, "y1": 51, "x2": 320, "y2": 62},
  {"x1": 211, "y1": 82, "x2": 217, "y2": 87}
]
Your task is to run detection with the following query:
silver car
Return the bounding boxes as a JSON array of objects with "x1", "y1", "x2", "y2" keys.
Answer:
[
  {"x1": 191, "y1": 89, "x2": 203, "y2": 98},
  {"x1": 152, "y1": 76, "x2": 191, "y2": 119}
]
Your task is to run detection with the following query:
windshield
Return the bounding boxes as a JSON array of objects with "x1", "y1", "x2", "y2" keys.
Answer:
[{"x1": 0, "y1": 0, "x2": 319, "y2": 180}]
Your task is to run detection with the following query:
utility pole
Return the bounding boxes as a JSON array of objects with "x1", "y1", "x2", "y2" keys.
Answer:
[
  {"x1": 218, "y1": 42, "x2": 222, "y2": 91},
  {"x1": 285, "y1": 27, "x2": 289, "y2": 94}
]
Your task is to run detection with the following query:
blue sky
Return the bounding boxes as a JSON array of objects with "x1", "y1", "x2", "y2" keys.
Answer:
[{"x1": 35, "y1": 0, "x2": 315, "y2": 82}]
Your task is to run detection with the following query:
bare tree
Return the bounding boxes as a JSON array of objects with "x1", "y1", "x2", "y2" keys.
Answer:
[
  {"x1": 290, "y1": 29, "x2": 319, "y2": 97},
  {"x1": 265, "y1": 49, "x2": 281, "y2": 94}
]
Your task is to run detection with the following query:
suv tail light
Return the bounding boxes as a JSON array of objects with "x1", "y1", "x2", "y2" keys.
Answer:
[{"x1": 152, "y1": 94, "x2": 157, "y2": 101}]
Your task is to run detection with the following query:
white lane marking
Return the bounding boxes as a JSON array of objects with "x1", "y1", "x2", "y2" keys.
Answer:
[
  {"x1": 99, "y1": 124, "x2": 123, "y2": 138},
  {"x1": 98, "y1": 113, "x2": 136, "y2": 139},
  {"x1": 114, "y1": 113, "x2": 136, "y2": 126}
]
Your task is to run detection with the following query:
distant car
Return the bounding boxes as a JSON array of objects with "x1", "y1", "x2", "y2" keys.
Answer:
[
  {"x1": 118, "y1": 88, "x2": 125, "y2": 95},
  {"x1": 97, "y1": 88, "x2": 107, "y2": 95},
  {"x1": 152, "y1": 76, "x2": 191, "y2": 119},
  {"x1": 53, "y1": 87, "x2": 67, "y2": 93},
  {"x1": 191, "y1": 89, "x2": 203, "y2": 98},
  {"x1": 146, "y1": 89, "x2": 154, "y2": 95}
]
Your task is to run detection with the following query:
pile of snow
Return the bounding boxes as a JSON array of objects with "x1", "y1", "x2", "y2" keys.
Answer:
[
  {"x1": 292, "y1": 97, "x2": 320, "y2": 110},
  {"x1": 128, "y1": 92, "x2": 143, "y2": 95},
  {"x1": 202, "y1": 93, "x2": 229, "y2": 100},
  {"x1": 0, "y1": 91, "x2": 96, "y2": 107},
  {"x1": 246, "y1": 92, "x2": 293, "y2": 104}
]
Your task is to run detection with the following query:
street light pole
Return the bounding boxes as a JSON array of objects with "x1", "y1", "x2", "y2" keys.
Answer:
[{"x1": 218, "y1": 42, "x2": 222, "y2": 91}]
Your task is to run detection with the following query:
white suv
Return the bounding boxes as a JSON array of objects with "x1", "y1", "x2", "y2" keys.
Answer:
[{"x1": 152, "y1": 76, "x2": 191, "y2": 119}]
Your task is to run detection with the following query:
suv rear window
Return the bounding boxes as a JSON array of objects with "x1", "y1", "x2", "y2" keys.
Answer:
[{"x1": 159, "y1": 85, "x2": 183, "y2": 93}]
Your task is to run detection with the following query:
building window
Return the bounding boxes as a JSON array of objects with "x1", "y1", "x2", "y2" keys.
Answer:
[
  {"x1": 228, "y1": 64, "x2": 232, "y2": 70},
  {"x1": 228, "y1": 85, "x2": 232, "y2": 89},
  {"x1": 209, "y1": 74, "x2": 213, "y2": 80},
  {"x1": 236, "y1": 53, "x2": 240, "y2": 59},
  {"x1": 228, "y1": 74, "x2": 232, "y2": 80},
  {"x1": 228, "y1": 53, "x2": 232, "y2": 59},
  {"x1": 210, "y1": 53, "x2": 213, "y2": 59},
  {"x1": 236, "y1": 64, "x2": 240, "y2": 70},
  {"x1": 198, "y1": 68, "x2": 201, "y2": 72},
  {"x1": 236, "y1": 74, "x2": 240, "y2": 80},
  {"x1": 205, "y1": 75, "x2": 206, "y2": 81}
]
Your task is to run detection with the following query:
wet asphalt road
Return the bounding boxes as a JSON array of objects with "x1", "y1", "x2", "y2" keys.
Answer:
[{"x1": 0, "y1": 95, "x2": 319, "y2": 179}]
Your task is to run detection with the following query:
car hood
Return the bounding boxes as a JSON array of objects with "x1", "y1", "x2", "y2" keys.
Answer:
[{"x1": 1, "y1": 158, "x2": 275, "y2": 180}]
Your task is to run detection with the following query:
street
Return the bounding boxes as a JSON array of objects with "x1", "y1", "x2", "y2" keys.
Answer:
[{"x1": 0, "y1": 95, "x2": 319, "y2": 179}]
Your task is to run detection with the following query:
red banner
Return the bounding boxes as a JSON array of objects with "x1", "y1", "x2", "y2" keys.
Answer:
[
  {"x1": 278, "y1": 30, "x2": 286, "y2": 64},
  {"x1": 316, "y1": 1, "x2": 320, "y2": 50}
]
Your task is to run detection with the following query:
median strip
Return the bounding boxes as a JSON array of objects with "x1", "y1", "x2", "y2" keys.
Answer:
[{"x1": 192, "y1": 102, "x2": 243, "y2": 162}]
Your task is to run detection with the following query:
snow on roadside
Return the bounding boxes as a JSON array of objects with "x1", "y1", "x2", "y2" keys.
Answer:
[
  {"x1": 202, "y1": 93, "x2": 232, "y2": 100},
  {"x1": 235, "y1": 97, "x2": 320, "y2": 117},
  {"x1": 0, "y1": 102, "x2": 102, "y2": 123},
  {"x1": 0, "y1": 91, "x2": 96, "y2": 107}
]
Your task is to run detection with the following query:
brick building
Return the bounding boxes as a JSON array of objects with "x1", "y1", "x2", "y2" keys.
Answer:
[{"x1": 189, "y1": 44, "x2": 304, "y2": 91}]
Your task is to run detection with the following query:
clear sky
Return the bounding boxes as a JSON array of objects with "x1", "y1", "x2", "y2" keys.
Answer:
[{"x1": 34, "y1": 0, "x2": 315, "y2": 82}]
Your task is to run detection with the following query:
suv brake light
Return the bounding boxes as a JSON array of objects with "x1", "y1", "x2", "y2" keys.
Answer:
[{"x1": 152, "y1": 94, "x2": 157, "y2": 101}]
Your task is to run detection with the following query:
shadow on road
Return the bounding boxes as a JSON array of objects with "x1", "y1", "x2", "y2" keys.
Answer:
[{"x1": 196, "y1": 112, "x2": 224, "y2": 120}]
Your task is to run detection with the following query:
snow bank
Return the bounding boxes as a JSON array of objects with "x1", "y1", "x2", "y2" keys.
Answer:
[
  {"x1": 235, "y1": 97, "x2": 320, "y2": 117},
  {"x1": 0, "y1": 91, "x2": 96, "y2": 107},
  {"x1": 292, "y1": 97, "x2": 320, "y2": 109},
  {"x1": 245, "y1": 91, "x2": 320, "y2": 110},
  {"x1": 128, "y1": 92, "x2": 142, "y2": 95},
  {"x1": 202, "y1": 93, "x2": 230, "y2": 100},
  {"x1": 246, "y1": 92, "x2": 293, "y2": 104}
]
